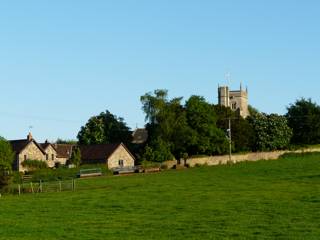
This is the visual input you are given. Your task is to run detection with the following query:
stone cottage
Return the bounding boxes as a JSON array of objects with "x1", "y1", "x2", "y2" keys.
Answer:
[
  {"x1": 9, "y1": 133, "x2": 73, "y2": 172},
  {"x1": 80, "y1": 143, "x2": 135, "y2": 169},
  {"x1": 10, "y1": 133, "x2": 135, "y2": 172}
]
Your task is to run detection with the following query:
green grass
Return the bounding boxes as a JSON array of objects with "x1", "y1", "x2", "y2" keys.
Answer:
[{"x1": 1, "y1": 153, "x2": 320, "y2": 239}]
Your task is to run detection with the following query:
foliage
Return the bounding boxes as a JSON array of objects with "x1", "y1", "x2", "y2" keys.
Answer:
[
  {"x1": 69, "y1": 147, "x2": 81, "y2": 167},
  {"x1": 248, "y1": 104, "x2": 260, "y2": 116},
  {"x1": 286, "y1": 98, "x2": 320, "y2": 144},
  {"x1": 140, "y1": 90, "x2": 192, "y2": 160},
  {"x1": 142, "y1": 140, "x2": 174, "y2": 162},
  {"x1": 214, "y1": 105, "x2": 255, "y2": 152},
  {"x1": 140, "y1": 160, "x2": 161, "y2": 168},
  {"x1": 0, "y1": 137, "x2": 15, "y2": 188},
  {"x1": 21, "y1": 160, "x2": 48, "y2": 171},
  {"x1": 1, "y1": 153, "x2": 320, "y2": 239},
  {"x1": 248, "y1": 113, "x2": 293, "y2": 151},
  {"x1": 77, "y1": 110, "x2": 132, "y2": 145},
  {"x1": 56, "y1": 138, "x2": 78, "y2": 144},
  {"x1": 185, "y1": 96, "x2": 228, "y2": 155},
  {"x1": 140, "y1": 91, "x2": 229, "y2": 161}
]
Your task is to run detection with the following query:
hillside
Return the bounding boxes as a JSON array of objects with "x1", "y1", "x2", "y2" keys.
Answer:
[{"x1": 0, "y1": 153, "x2": 319, "y2": 239}]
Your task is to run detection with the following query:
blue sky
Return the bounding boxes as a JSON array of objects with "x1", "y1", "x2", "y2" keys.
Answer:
[{"x1": 1, "y1": 0, "x2": 320, "y2": 142}]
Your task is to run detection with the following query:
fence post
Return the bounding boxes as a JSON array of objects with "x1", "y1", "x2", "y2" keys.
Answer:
[
  {"x1": 40, "y1": 180, "x2": 42, "y2": 193},
  {"x1": 31, "y1": 182, "x2": 34, "y2": 193},
  {"x1": 18, "y1": 184, "x2": 21, "y2": 196},
  {"x1": 72, "y1": 178, "x2": 76, "y2": 191}
]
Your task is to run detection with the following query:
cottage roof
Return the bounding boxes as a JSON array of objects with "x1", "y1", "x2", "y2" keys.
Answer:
[
  {"x1": 9, "y1": 139, "x2": 46, "y2": 155},
  {"x1": 55, "y1": 144, "x2": 75, "y2": 158},
  {"x1": 80, "y1": 143, "x2": 135, "y2": 161}
]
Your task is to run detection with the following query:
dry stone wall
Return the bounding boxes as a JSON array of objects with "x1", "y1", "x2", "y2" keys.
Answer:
[
  {"x1": 162, "y1": 148, "x2": 320, "y2": 169},
  {"x1": 185, "y1": 148, "x2": 320, "y2": 167}
]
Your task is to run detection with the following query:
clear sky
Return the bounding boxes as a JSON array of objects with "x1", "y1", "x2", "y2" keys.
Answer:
[{"x1": 1, "y1": 0, "x2": 320, "y2": 142}]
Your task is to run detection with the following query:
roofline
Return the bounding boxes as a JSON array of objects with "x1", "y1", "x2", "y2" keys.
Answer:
[
  {"x1": 108, "y1": 142, "x2": 136, "y2": 161},
  {"x1": 15, "y1": 139, "x2": 46, "y2": 155}
]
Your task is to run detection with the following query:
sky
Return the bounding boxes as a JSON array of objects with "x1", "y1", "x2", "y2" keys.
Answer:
[{"x1": 1, "y1": 0, "x2": 320, "y2": 142}]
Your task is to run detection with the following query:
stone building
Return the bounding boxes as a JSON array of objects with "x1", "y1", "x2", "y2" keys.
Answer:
[
  {"x1": 10, "y1": 133, "x2": 73, "y2": 172},
  {"x1": 80, "y1": 143, "x2": 135, "y2": 169},
  {"x1": 10, "y1": 133, "x2": 47, "y2": 172},
  {"x1": 218, "y1": 84, "x2": 249, "y2": 118},
  {"x1": 10, "y1": 133, "x2": 135, "y2": 172}
]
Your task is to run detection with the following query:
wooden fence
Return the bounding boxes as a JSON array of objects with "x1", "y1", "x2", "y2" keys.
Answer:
[{"x1": 14, "y1": 179, "x2": 76, "y2": 195}]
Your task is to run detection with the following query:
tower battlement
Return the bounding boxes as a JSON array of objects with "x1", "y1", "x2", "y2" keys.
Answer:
[{"x1": 218, "y1": 84, "x2": 249, "y2": 118}]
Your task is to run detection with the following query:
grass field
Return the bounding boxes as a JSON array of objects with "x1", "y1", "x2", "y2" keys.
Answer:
[{"x1": 0, "y1": 153, "x2": 320, "y2": 239}]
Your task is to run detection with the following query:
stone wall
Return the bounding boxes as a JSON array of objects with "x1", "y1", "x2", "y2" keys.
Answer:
[
  {"x1": 108, "y1": 145, "x2": 135, "y2": 169},
  {"x1": 185, "y1": 148, "x2": 320, "y2": 167},
  {"x1": 160, "y1": 148, "x2": 320, "y2": 169}
]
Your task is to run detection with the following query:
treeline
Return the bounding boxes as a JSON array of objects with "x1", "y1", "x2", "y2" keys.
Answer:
[
  {"x1": 77, "y1": 89, "x2": 320, "y2": 162},
  {"x1": 1, "y1": 89, "x2": 320, "y2": 188}
]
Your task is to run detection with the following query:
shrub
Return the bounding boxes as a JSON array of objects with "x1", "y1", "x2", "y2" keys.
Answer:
[{"x1": 22, "y1": 160, "x2": 48, "y2": 171}]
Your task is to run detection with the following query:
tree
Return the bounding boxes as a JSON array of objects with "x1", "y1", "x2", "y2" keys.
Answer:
[
  {"x1": 0, "y1": 137, "x2": 15, "y2": 188},
  {"x1": 286, "y1": 98, "x2": 320, "y2": 145},
  {"x1": 77, "y1": 110, "x2": 132, "y2": 145},
  {"x1": 56, "y1": 138, "x2": 78, "y2": 144},
  {"x1": 69, "y1": 147, "x2": 81, "y2": 167},
  {"x1": 214, "y1": 105, "x2": 256, "y2": 152},
  {"x1": 141, "y1": 90, "x2": 193, "y2": 160},
  {"x1": 140, "y1": 91, "x2": 230, "y2": 161},
  {"x1": 185, "y1": 96, "x2": 228, "y2": 155},
  {"x1": 248, "y1": 113, "x2": 292, "y2": 151}
]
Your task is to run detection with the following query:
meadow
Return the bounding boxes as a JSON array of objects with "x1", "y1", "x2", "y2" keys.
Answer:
[{"x1": 0, "y1": 153, "x2": 319, "y2": 239}]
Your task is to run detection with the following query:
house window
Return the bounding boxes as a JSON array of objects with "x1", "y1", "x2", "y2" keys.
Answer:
[
  {"x1": 52, "y1": 154, "x2": 54, "y2": 160},
  {"x1": 24, "y1": 155, "x2": 27, "y2": 161},
  {"x1": 118, "y1": 160, "x2": 124, "y2": 167},
  {"x1": 46, "y1": 154, "x2": 49, "y2": 160},
  {"x1": 232, "y1": 102, "x2": 237, "y2": 110}
]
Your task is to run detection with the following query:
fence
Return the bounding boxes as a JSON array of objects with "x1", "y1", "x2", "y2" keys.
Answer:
[{"x1": 12, "y1": 179, "x2": 76, "y2": 195}]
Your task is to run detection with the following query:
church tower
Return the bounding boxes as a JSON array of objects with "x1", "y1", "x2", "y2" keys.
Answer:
[{"x1": 218, "y1": 84, "x2": 249, "y2": 118}]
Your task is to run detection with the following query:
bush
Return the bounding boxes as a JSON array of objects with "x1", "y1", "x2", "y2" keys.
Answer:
[{"x1": 22, "y1": 160, "x2": 48, "y2": 171}]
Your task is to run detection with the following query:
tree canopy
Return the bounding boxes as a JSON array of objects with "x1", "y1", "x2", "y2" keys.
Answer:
[
  {"x1": 140, "y1": 90, "x2": 228, "y2": 161},
  {"x1": 286, "y1": 98, "x2": 320, "y2": 145},
  {"x1": 0, "y1": 136, "x2": 15, "y2": 188},
  {"x1": 77, "y1": 110, "x2": 132, "y2": 145}
]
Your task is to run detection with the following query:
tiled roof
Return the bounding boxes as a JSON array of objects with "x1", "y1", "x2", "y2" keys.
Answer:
[
  {"x1": 9, "y1": 139, "x2": 46, "y2": 155},
  {"x1": 79, "y1": 143, "x2": 120, "y2": 161},
  {"x1": 55, "y1": 144, "x2": 75, "y2": 158}
]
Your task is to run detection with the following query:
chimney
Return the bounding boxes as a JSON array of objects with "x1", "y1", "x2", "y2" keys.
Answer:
[{"x1": 27, "y1": 132, "x2": 33, "y2": 141}]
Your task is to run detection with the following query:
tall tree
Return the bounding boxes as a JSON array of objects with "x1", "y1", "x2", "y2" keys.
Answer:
[
  {"x1": 77, "y1": 110, "x2": 132, "y2": 145},
  {"x1": 141, "y1": 90, "x2": 193, "y2": 160},
  {"x1": 286, "y1": 98, "x2": 320, "y2": 145},
  {"x1": 69, "y1": 147, "x2": 81, "y2": 167},
  {"x1": 185, "y1": 96, "x2": 228, "y2": 155},
  {"x1": 0, "y1": 137, "x2": 15, "y2": 188}
]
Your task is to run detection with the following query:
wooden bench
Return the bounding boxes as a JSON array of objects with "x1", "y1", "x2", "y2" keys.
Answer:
[{"x1": 77, "y1": 168, "x2": 102, "y2": 178}]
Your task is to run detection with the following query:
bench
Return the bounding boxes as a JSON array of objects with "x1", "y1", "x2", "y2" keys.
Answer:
[
  {"x1": 77, "y1": 168, "x2": 102, "y2": 178},
  {"x1": 112, "y1": 166, "x2": 138, "y2": 175}
]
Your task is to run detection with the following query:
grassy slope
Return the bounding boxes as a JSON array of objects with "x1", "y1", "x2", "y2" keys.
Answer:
[{"x1": 0, "y1": 153, "x2": 319, "y2": 240}]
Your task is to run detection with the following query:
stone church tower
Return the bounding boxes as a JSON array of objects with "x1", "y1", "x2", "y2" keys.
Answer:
[{"x1": 218, "y1": 84, "x2": 249, "y2": 118}]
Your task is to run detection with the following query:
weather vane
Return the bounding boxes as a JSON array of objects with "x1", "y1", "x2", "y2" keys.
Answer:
[{"x1": 224, "y1": 71, "x2": 231, "y2": 86}]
